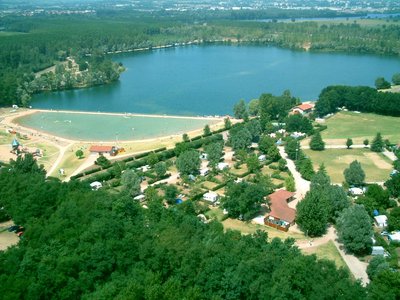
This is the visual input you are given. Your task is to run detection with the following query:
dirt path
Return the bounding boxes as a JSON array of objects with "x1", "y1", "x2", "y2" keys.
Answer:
[
  {"x1": 279, "y1": 146, "x2": 369, "y2": 286},
  {"x1": 278, "y1": 146, "x2": 310, "y2": 207}
]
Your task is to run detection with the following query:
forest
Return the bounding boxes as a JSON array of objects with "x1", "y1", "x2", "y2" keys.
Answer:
[
  {"x1": 1, "y1": 12, "x2": 400, "y2": 106},
  {"x1": 0, "y1": 154, "x2": 370, "y2": 299},
  {"x1": 314, "y1": 85, "x2": 400, "y2": 117}
]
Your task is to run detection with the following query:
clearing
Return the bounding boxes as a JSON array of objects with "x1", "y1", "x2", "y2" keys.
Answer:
[
  {"x1": 316, "y1": 111, "x2": 400, "y2": 145},
  {"x1": 304, "y1": 148, "x2": 392, "y2": 183}
]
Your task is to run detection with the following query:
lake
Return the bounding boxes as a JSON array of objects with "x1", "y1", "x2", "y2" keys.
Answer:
[{"x1": 32, "y1": 45, "x2": 400, "y2": 116}]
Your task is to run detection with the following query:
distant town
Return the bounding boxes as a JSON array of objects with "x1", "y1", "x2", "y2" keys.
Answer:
[{"x1": 1, "y1": 0, "x2": 400, "y2": 17}]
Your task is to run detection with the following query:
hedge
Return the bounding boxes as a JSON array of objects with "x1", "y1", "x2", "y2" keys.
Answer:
[
  {"x1": 84, "y1": 167, "x2": 102, "y2": 175},
  {"x1": 154, "y1": 147, "x2": 167, "y2": 153}
]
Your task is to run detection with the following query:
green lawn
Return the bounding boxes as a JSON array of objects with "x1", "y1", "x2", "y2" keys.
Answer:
[
  {"x1": 304, "y1": 148, "x2": 392, "y2": 183},
  {"x1": 302, "y1": 241, "x2": 348, "y2": 271},
  {"x1": 320, "y1": 111, "x2": 400, "y2": 144}
]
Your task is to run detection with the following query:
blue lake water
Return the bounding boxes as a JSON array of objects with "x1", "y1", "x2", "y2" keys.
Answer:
[{"x1": 31, "y1": 45, "x2": 400, "y2": 116}]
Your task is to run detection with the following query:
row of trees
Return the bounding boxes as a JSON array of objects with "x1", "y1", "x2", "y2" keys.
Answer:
[
  {"x1": 315, "y1": 85, "x2": 400, "y2": 117},
  {"x1": 375, "y1": 73, "x2": 400, "y2": 90}
]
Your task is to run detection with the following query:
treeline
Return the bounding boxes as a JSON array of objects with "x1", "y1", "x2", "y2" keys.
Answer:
[
  {"x1": 0, "y1": 154, "x2": 368, "y2": 299},
  {"x1": 1, "y1": 14, "x2": 400, "y2": 106},
  {"x1": 315, "y1": 85, "x2": 400, "y2": 117}
]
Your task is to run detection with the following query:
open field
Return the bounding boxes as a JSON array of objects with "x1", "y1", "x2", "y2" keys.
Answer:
[
  {"x1": 301, "y1": 240, "x2": 348, "y2": 270},
  {"x1": 304, "y1": 148, "x2": 392, "y2": 183},
  {"x1": 319, "y1": 111, "x2": 400, "y2": 145}
]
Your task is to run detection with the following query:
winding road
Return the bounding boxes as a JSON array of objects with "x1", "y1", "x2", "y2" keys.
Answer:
[{"x1": 279, "y1": 146, "x2": 370, "y2": 286}]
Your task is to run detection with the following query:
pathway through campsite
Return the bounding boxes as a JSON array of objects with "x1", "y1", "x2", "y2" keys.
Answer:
[{"x1": 280, "y1": 146, "x2": 370, "y2": 286}]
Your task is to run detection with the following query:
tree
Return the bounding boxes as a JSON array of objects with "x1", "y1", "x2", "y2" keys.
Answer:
[
  {"x1": 285, "y1": 114, "x2": 313, "y2": 135},
  {"x1": 285, "y1": 175, "x2": 295, "y2": 192},
  {"x1": 9, "y1": 153, "x2": 46, "y2": 175},
  {"x1": 295, "y1": 157, "x2": 315, "y2": 180},
  {"x1": 344, "y1": 160, "x2": 365, "y2": 186},
  {"x1": 203, "y1": 124, "x2": 211, "y2": 136},
  {"x1": 278, "y1": 158, "x2": 287, "y2": 171},
  {"x1": 284, "y1": 138, "x2": 300, "y2": 160},
  {"x1": 205, "y1": 142, "x2": 223, "y2": 169},
  {"x1": 222, "y1": 182, "x2": 267, "y2": 220},
  {"x1": 246, "y1": 153, "x2": 260, "y2": 173},
  {"x1": 176, "y1": 150, "x2": 201, "y2": 175},
  {"x1": 224, "y1": 117, "x2": 232, "y2": 129},
  {"x1": 228, "y1": 127, "x2": 252, "y2": 151},
  {"x1": 385, "y1": 173, "x2": 400, "y2": 198},
  {"x1": 95, "y1": 155, "x2": 111, "y2": 168},
  {"x1": 154, "y1": 162, "x2": 167, "y2": 178},
  {"x1": 388, "y1": 206, "x2": 400, "y2": 231},
  {"x1": 346, "y1": 138, "x2": 353, "y2": 149},
  {"x1": 365, "y1": 184, "x2": 390, "y2": 209},
  {"x1": 336, "y1": 205, "x2": 373, "y2": 255},
  {"x1": 327, "y1": 187, "x2": 350, "y2": 221},
  {"x1": 233, "y1": 99, "x2": 248, "y2": 120},
  {"x1": 163, "y1": 185, "x2": 179, "y2": 205},
  {"x1": 309, "y1": 132, "x2": 325, "y2": 151},
  {"x1": 371, "y1": 132, "x2": 384, "y2": 152},
  {"x1": 258, "y1": 135, "x2": 275, "y2": 154},
  {"x1": 75, "y1": 149, "x2": 84, "y2": 159},
  {"x1": 367, "y1": 256, "x2": 390, "y2": 280},
  {"x1": 121, "y1": 169, "x2": 141, "y2": 197},
  {"x1": 363, "y1": 139, "x2": 369, "y2": 147},
  {"x1": 296, "y1": 189, "x2": 330, "y2": 237},
  {"x1": 146, "y1": 153, "x2": 159, "y2": 166},
  {"x1": 310, "y1": 164, "x2": 330, "y2": 190},
  {"x1": 392, "y1": 73, "x2": 400, "y2": 85},
  {"x1": 248, "y1": 99, "x2": 259, "y2": 116},
  {"x1": 267, "y1": 145, "x2": 281, "y2": 162},
  {"x1": 182, "y1": 133, "x2": 190, "y2": 142},
  {"x1": 245, "y1": 119, "x2": 262, "y2": 142},
  {"x1": 375, "y1": 77, "x2": 391, "y2": 90},
  {"x1": 368, "y1": 270, "x2": 400, "y2": 300}
]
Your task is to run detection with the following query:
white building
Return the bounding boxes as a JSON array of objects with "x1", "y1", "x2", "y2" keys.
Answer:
[
  {"x1": 203, "y1": 191, "x2": 219, "y2": 203},
  {"x1": 374, "y1": 215, "x2": 388, "y2": 228},
  {"x1": 217, "y1": 162, "x2": 229, "y2": 171},
  {"x1": 90, "y1": 181, "x2": 102, "y2": 190},
  {"x1": 349, "y1": 187, "x2": 364, "y2": 196},
  {"x1": 258, "y1": 154, "x2": 266, "y2": 162},
  {"x1": 200, "y1": 168, "x2": 209, "y2": 176}
]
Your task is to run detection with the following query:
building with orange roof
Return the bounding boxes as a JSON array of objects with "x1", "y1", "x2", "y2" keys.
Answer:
[
  {"x1": 291, "y1": 103, "x2": 315, "y2": 115},
  {"x1": 264, "y1": 189, "x2": 296, "y2": 232}
]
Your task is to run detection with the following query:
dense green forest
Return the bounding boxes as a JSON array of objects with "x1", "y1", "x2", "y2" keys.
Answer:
[
  {"x1": 0, "y1": 154, "x2": 369, "y2": 299},
  {"x1": 315, "y1": 85, "x2": 400, "y2": 117},
  {"x1": 1, "y1": 13, "x2": 400, "y2": 106}
]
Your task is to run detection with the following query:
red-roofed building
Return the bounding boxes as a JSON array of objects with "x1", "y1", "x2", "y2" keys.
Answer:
[
  {"x1": 264, "y1": 189, "x2": 296, "y2": 232},
  {"x1": 89, "y1": 145, "x2": 116, "y2": 155},
  {"x1": 291, "y1": 103, "x2": 314, "y2": 115}
]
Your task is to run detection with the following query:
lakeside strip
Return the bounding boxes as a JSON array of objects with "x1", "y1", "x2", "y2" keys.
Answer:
[
  {"x1": 32, "y1": 108, "x2": 227, "y2": 121},
  {"x1": 5, "y1": 109, "x2": 227, "y2": 143}
]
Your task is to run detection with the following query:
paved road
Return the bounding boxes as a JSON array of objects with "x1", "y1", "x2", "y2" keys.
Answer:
[{"x1": 279, "y1": 146, "x2": 370, "y2": 286}]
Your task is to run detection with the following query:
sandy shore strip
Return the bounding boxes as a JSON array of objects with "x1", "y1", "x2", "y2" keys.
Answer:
[{"x1": 32, "y1": 108, "x2": 226, "y2": 121}]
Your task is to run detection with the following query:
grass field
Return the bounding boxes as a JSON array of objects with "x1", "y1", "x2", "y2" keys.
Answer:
[
  {"x1": 320, "y1": 111, "x2": 400, "y2": 145},
  {"x1": 304, "y1": 148, "x2": 392, "y2": 183},
  {"x1": 301, "y1": 240, "x2": 348, "y2": 270}
]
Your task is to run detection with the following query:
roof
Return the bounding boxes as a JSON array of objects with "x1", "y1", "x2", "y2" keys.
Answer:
[
  {"x1": 374, "y1": 215, "x2": 388, "y2": 224},
  {"x1": 294, "y1": 103, "x2": 314, "y2": 111},
  {"x1": 268, "y1": 189, "x2": 296, "y2": 223},
  {"x1": 89, "y1": 145, "x2": 113, "y2": 152}
]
